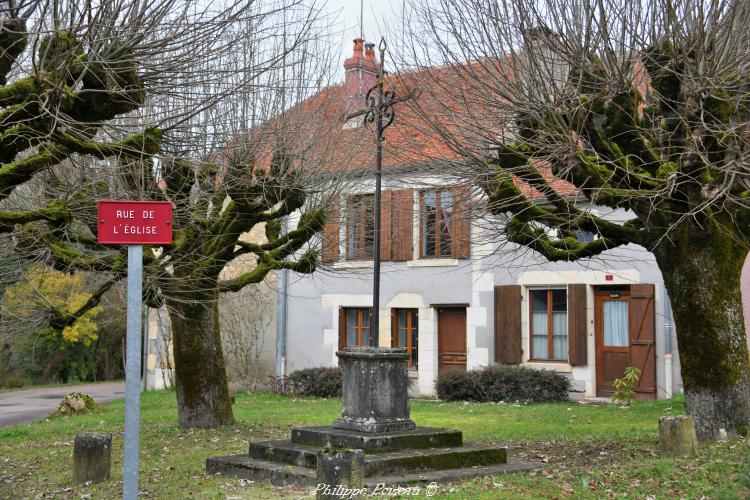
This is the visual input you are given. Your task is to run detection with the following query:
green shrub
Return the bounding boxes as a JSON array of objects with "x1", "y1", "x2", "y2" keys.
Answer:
[
  {"x1": 287, "y1": 367, "x2": 342, "y2": 398},
  {"x1": 612, "y1": 366, "x2": 641, "y2": 406},
  {"x1": 0, "y1": 372, "x2": 32, "y2": 389},
  {"x1": 436, "y1": 365, "x2": 570, "y2": 403}
]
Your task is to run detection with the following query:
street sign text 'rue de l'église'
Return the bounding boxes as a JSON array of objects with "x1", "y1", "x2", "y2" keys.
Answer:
[
  {"x1": 97, "y1": 200, "x2": 173, "y2": 245},
  {"x1": 97, "y1": 200, "x2": 172, "y2": 500}
]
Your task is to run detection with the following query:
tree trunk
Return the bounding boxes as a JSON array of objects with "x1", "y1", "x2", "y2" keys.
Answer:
[
  {"x1": 37, "y1": 348, "x2": 70, "y2": 384},
  {"x1": 167, "y1": 293, "x2": 234, "y2": 428},
  {"x1": 655, "y1": 235, "x2": 750, "y2": 440}
]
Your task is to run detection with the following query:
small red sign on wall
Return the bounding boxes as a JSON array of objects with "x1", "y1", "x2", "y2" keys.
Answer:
[{"x1": 97, "y1": 200, "x2": 173, "y2": 245}]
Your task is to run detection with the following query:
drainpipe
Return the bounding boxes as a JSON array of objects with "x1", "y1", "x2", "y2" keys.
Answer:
[
  {"x1": 276, "y1": 216, "x2": 289, "y2": 381},
  {"x1": 663, "y1": 287, "x2": 673, "y2": 354},
  {"x1": 663, "y1": 287, "x2": 673, "y2": 396}
]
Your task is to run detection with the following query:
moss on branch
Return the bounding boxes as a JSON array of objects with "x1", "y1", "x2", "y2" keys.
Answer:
[
  {"x1": 0, "y1": 200, "x2": 72, "y2": 233},
  {"x1": 505, "y1": 217, "x2": 615, "y2": 261},
  {"x1": 57, "y1": 127, "x2": 162, "y2": 159}
]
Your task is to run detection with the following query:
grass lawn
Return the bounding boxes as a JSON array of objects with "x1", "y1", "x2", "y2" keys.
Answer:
[{"x1": 0, "y1": 390, "x2": 748, "y2": 498}]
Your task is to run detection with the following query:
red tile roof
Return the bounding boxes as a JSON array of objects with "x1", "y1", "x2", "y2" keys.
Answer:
[{"x1": 233, "y1": 42, "x2": 580, "y2": 201}]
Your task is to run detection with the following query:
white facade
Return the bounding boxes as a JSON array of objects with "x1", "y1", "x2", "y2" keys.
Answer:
[{"x1": 283, "y1": 173, "x2": 683, "y2": 399}]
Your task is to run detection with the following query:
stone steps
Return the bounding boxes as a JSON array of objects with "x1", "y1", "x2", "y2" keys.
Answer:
[
  {"x1": 249, "y1": 440, "x2": 318, "y2": 468},
  {"x1": 364, "y1": 460, "x2": 542, "y2": 488},
  {"x1": 364, "y1": 444, "x2": 508, "y2": 476},
  {"x1": 205, "y1": 453, "x2": 540, "y2": 489},
  {"x1": 290, "y1": 426, "x2": 463, "y2": 452},
  {"x1": 205, "y1": 455, "x2": 317, "y2": 487},
  {"x1": 207, "y1": 349, "x2": 542, "y2": 489},
  {"x1": 249, "y1": 439, "x2": 508, "y2": 477}
]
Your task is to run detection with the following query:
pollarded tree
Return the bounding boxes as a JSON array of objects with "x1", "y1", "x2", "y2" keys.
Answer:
[
  {"x1": 0, "y1": 1, "x2": 157, "y2": 232},
  {"x1": 152, "y1": 150, "x2": 324, "y2": 428},
  {"x1": 23, "y1": 143, "x2": 327, "y2": 427},
  {"x1": 402, "y1": 0, "x2": 750, "y2": 438},
  {"x1": 0, "y1": 0, "x2": 257, "y2": 331},
  {"x1": 2, "y1": 0, "x2": 336, "y2": 427}
]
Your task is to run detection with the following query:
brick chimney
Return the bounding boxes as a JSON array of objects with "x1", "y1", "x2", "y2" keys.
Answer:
[{"x1": 344, "y1": 38, "x2": 379, "y2": 117}]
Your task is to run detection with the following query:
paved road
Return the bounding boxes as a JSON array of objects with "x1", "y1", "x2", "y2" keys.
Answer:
[{"x1": 0, "y1": 381, "x2": 125, "y2": 427}]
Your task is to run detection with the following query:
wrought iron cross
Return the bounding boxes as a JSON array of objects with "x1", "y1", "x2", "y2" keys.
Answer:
[{"x1": 345, "y1": 38, "x2": 416, "y2": 347}]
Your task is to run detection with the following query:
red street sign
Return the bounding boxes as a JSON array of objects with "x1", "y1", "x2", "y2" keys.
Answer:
[{"x1": 97, "y1": 200, "x2": 173, "y2": 245}]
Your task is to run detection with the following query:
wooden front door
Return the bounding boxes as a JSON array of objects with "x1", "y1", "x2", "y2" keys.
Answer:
[
  {"x1": 629, "y1": 284, "x2": 656, "y2": 399},
  {"x1": 594, "y1": 292, "x2": 631, "y2": 396},
  {"x1": 438, "y1": 307, "x2": 467, "y2": 373}
]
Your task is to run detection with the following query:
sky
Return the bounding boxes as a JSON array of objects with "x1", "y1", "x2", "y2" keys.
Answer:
[{"x1": 320, "y1": 0, "x2": 405, "y2": 66}]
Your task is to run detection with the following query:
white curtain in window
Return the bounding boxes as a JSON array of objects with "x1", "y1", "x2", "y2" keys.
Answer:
[
  {"x1": 532, "y1": 312, "x2": 548, "y2": 358},
  {"x1": 603, "y1": 300, "x2": 629, "y2": 346},
  {"x1": 552, "y1": 312, "x2": 568, "y2": 360},
  {"x1": 346, "y1": 309, "x2": 358, "y2": 346}
]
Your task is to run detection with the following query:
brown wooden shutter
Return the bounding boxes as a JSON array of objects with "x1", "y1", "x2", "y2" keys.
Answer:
[
  {"x1": 338, "y1": 307, "x2": 346, "y2": 366},
  {"x1": 321, "y1": 198, "x2": 339, "y2": 263},
  {"x1": 391, "y1": 189, "x2": 413, "y2": 261},
  {"x1": 391, "y1": 309, "x2": 397, "y2": 347},
  {"x1": 494, "y1": 285, "x2": 522, "y2": 363},
  {"x1": 451, "y1": 186, "x2": 471, "y2": 259},
  {"x1": 567, "y1": 284, "x2": 587, "y2": 365},
  {"x1": 380, "y1": 190, "x2": 393, "y2": 261},
  {"x1": 629, "y1": 284, "x2": 656, "y2": 399}
]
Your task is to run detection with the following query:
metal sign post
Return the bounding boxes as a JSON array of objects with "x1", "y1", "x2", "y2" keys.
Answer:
[
  {"x1": 97, "y1": 200, "x2": 172, "y2": 500},
  {"x1": 123, "y1": 244, "x2": 142, "y2": 499}
]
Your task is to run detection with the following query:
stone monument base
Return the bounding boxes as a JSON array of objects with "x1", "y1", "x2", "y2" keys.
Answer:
[
  {"x1": 206, "y1": 347, "x2": 540, "y2": 487},
  {"x1": 206, "y1": 425, "x2": 539, "y2": 487}
]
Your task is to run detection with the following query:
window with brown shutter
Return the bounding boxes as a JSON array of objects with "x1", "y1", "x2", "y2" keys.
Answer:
[
  {"x1": 380, "y1": 190, "x2": 392, "y2": 261},
  {"x1": 529, "y1": 288, "x2": 568, "y2": 361},
  {"x1": 321, "y1": 198, "x2": 339, "y2": 263},
  {"x1": 419, "y1": 187, "x2": 470, "y2": 259},
  {"x1": 494, "y1": 285, "x2": 522, "y2": 363},
  {"x1": 567, "y1": 284, "x2": 587, "y2": 365},
  {"x1": 339, "y1": 307, "x2": 373, "y2": 347},
  {"x1": 338, "y1": 190, "x2": 413, "y2": 262},
  {"x1": 391, "y1": 308, "x2": 418, "y2": 369},
  {"x1": 345, "y1": 195, "x2": 374, "y2": 260},
  {"x1": 391, "y1": 189, "x2": 414, "y2": 261},
  {"x1": 451, "y1": 186, "x2": 471, "y2": 259},
  {"x1": 420, "y1": 190, "x2": 453, "y2": 257}
]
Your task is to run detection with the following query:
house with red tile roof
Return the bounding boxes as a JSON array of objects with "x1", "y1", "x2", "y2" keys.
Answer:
[{"x1": 273, "y1": 38, "x2": 696, "y2": 401}]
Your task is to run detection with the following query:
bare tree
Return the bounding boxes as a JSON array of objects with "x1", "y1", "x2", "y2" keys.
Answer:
[
  {"x1": 1, "y1": 0, "x2": 345, "y2": 427},
  {"x1": 219, "y1": 285, "x2": 275, "y2": 392},
  {"x1": 398, "y1": 0, "x2": 750, "y2": 439}
]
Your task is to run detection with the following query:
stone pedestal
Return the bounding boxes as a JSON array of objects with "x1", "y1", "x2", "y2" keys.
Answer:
[
  {"x1": 73, "y1": 432, "x2": 112, "y2": 484},
  {"x1": 332, "y1": 347, "x2": 416, "y2": 433}
]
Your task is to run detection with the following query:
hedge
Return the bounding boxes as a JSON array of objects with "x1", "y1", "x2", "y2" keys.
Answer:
[
  {"x1": 286, "y1": 367, "x2": 342, "y2": 398},
  {"x1": 436, "y1": 365, "x2": 570, "y2": 403}
]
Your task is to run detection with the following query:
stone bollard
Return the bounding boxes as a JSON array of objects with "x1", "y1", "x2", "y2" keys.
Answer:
[
  {"x1": 659, "y1": 416, "x2": 698, "y2": 455},
  {"x1": 315, "y1": 448, "x2": 365, "y2": 499},
  {"x1": 73, "y1": 432, "x2": 112, "y2": 484}
]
